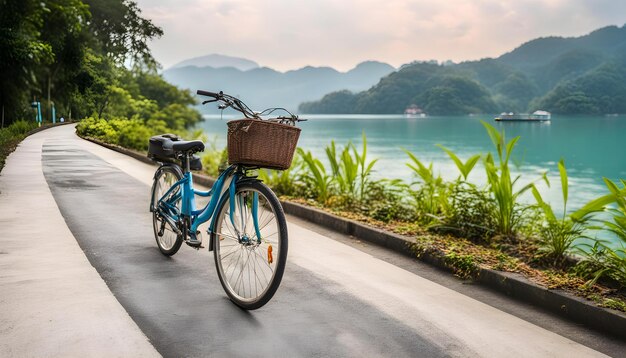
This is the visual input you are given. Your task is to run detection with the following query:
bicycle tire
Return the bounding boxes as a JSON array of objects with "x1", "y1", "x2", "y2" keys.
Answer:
[
  {"x1": 212, "y1": 181, "x2": 288, "y2": 310},
  {"x1": 151, "y1": 165, "x2": 184, "y2": 256}
]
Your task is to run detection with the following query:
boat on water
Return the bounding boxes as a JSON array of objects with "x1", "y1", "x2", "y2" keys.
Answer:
[
  {"x1": 404, "y1": 104, "x2": 426, "y2": 118},
  {"x1": 495, "y1": 110, "x2": 551, "y2": 122}
]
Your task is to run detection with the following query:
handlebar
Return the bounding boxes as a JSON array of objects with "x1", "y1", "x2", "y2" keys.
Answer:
[
  {"x1": 197, "y1": 89, "x2": 306, "y2": 125},
  {"x1": 196, "y1": 90, "x2": 220, "y2": 98}
]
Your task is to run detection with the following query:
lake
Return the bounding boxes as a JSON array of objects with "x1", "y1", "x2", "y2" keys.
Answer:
[{"x1": 197, "y1": 114, "x2": 626, "y2": 216}]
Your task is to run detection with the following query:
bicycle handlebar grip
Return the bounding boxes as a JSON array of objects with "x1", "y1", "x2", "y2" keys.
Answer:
[{"x1": 196, "y1": 90, "x2": 219, "y2": 98}]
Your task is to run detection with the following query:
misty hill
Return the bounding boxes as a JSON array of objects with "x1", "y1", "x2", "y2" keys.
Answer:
[
  {"x1": 163, "y1": 60, "x2": 395, "y2": 112},
  {"x1": 301, "y1": 24, "x2": 626, "y2": 115},
  {"x1": 170, "y1": 54, "x2": 259, "y2": 71}
]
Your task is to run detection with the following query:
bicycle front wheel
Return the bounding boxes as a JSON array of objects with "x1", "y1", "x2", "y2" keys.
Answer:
[{"x1": 212, "y1": 181, "x2": 288, "y2": 310}]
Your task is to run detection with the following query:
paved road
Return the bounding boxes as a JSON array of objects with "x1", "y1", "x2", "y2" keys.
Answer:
[{"x1": 33, "y1": 125, "x2": 621, "y2": 357}]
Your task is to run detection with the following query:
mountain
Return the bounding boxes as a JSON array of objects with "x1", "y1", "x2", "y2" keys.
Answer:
[
  {"x1": 170, "y1": 54, "x2": 259, "y2": 71},
  {"x1": 302, "y1": 24, "x2": 626, "y2": 115},
  {"x1": 163, "y1": 60, "x2": 395, "y2": 113}
]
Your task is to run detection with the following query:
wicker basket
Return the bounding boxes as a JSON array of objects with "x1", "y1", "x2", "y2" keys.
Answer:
[{"x1": 227, "y1": 119, "x2": 301, "y2": 170}]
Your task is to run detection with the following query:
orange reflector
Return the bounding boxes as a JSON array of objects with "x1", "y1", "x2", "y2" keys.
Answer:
[{"x1": 268, "y1": 245, "x2": 273, "y2": 264}]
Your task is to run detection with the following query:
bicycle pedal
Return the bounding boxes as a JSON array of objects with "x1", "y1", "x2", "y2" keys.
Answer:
[{"x1": 186, "y1": 240, "x2": 204, "y2": 249}]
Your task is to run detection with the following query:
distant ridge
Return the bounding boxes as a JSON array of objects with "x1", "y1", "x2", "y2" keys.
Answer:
[
  {"x1": 302, "y1": 24, "x2": 626, "y2": 115},
  {"x1": 163, "y1": 59, "x2": 395, "y2": 112},
  {"x1": 170, "y1": 54, "x2": 259, "y2": 71}
]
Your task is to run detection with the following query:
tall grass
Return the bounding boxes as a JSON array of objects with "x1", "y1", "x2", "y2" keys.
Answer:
[
  {"x1": 576, "y1": 179, "x2": 626, "y2": 287},
  {"x1": 531, "y1": 159, "x2": 592, "y2": 265},
  {"x1": 402, "y1": 149, "x2": 449, "y2": 225},
  {"x1": 325, "y1": 132, "x2": 378, "y2": 204},
  {"x1": 436, "y1": 144, "x2": 480, "y2": 181},
  {"x1": 298, "y1": 147, "x2": 332, "y2": 204},
  {"x1": 481, "y1": 121, "x2": 546, "y2": 238}
]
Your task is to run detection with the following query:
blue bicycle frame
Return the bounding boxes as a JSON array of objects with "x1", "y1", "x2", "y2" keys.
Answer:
[{"x1": 155, "y1": 164, "x2": 263, "y2": 246}]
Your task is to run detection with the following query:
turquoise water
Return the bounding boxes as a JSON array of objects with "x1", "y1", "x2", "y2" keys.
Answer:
[{"x1": 197, "y1": 114, "x2": 626, "y2": 214}]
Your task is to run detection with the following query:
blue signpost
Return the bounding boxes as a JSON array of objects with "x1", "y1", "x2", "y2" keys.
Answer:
[
  {"x1": 31, "y1": 101, "x2": 42, "y2": 126},
  {"x1": 51, "y1": 102, "x2": 56, "y2": 124}
]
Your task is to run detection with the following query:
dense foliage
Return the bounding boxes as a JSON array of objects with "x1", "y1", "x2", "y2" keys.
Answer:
[
  {"x1": 0, "y1": 0, "x2": 200, "y2": 128},
  {"x1": 301, "y1": 24, "x2": 626, "y2": 115}
]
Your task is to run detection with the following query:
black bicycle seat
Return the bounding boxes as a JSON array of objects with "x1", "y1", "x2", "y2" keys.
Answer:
[{"x1": 169, "y1": 140, "x2": 205, "y2": 153}]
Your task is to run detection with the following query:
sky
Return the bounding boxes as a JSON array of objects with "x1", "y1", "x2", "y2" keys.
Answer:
[{"x1": 134, "y1": 0, "x2": 626, "y2": 72}]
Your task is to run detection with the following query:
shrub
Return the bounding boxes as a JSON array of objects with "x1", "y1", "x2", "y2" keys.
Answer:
[
  {"x1": 441, "y1": 182, "x2": 496, "y2": 242},
  {"x1": 0, "y1": 120, "x2": 38, "y2": 170}
]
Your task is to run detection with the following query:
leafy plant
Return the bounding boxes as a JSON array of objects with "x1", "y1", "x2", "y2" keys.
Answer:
[
  {"x1": 364, "y1": 179, "x2": 415, "y2": 223},
  {"x1": 531, "y1": 159, "x2": 592, "y2": 265},
  {"x1": 297, "y1": 148, "x2": 332, "y2": 204},
  {"x1": 258, "y1": 154, "x2": 302, "y2": 197},
  {"x1": 436, "y1": 144, "x2": 480, "y2": 181},
  {"x1": 481, "y1": 121, "x2": 546, "y2": 238},
  {"x1": 326, "y1": 140, "x2": 358, "y2": 201},
  {"x1": 575, "y1": 179, "x2": 626, "y2": 287},
  {"x1": 201, "y1": 136, "x2": 226, "y2": 177},
  {"x1": 402, "y1": 149, "x2": 449, "y2": 225},
  {"x1": 354, "y1": 132, "x2": 379, "y2": 202},
  {"x1": 325, "y1": 132, "x2": 378, "y2": 205},
  {"x1": 442, "y1": 182, "x2": 496, "y2": 242}
]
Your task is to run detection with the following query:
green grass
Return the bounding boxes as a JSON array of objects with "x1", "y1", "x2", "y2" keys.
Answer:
[{"x1": 0, "y1": 120, "x2": 38, "y2": 171}]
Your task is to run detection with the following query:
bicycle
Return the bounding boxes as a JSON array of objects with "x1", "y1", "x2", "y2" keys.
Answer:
[{"x1": 148, "y1": 90, "x2": 304, "y2": 310}]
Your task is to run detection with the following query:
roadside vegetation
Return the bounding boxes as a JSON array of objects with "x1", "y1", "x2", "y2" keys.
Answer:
[
  {"x1": 0, "y1": 120, "x2": 38, "y2": 170},
  {"x1": 254, "y1": 121, "x2": 626, "y2": 311}
]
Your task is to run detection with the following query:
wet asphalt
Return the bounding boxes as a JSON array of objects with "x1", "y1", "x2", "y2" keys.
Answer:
[{"x1": 41, "y1": 140, "x2": 448, "y2": 357}]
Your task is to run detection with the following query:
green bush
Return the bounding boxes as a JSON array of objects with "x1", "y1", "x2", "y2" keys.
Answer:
[
  {"x1": 76, "y1": 117, "x2": 173, "y2": 151},
  {"x1": 441, "y1": 183, "x2": 496, "y2": 242},
  {"x1": 0, "y1": 120, "x2": 38, "y2": 170}
]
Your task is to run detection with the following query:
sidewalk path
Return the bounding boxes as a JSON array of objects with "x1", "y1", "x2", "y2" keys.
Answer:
[{"x1": 0, "y1": 127, "x2": 160, "y2": 357}]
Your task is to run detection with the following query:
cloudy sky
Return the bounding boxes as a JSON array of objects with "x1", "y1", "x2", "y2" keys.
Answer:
[{"x1": 135, "y1": 0, "x2": 626, "y2": 72}]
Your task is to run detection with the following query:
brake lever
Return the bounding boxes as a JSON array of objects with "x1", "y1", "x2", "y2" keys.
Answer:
[{"x1": 202, "y1": 99, "x2": 218, "y2": 105}]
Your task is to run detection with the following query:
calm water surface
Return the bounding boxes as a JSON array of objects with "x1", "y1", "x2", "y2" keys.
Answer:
[{"x1": 197, "y1": 114, "x2": 626, "y2": 214}]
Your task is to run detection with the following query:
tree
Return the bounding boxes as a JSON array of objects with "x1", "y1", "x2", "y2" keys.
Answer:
[
  {"x1": 0, "y1": 0, "x2": 53, "y2": 124},
  {"x1": 84, "y1": 0, "x2": 163, "y2": 68}
]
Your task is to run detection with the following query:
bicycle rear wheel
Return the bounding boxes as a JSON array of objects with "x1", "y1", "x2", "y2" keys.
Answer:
[
  {"x1": 151, "y1": 165, "x2": 183, "y2": 256},
  {"x1": 212, "y1": 181, "x2": 288, "y2": 310}
]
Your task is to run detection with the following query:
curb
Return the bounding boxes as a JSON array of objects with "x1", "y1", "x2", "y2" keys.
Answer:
[
  {"x1": 79, "y1": 133, "x2": 626, "y2": 341},
  {"x1": 25, "y1": 120, "x2": 76, "y2": 136}
]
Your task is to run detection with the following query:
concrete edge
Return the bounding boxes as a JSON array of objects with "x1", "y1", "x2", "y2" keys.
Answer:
[
  {"x1": 79, "y1": 133, "x2": 626, "y2": 341},
  {"x1": 24, "y1": 121, "x2": 76, "y2": 136}
]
